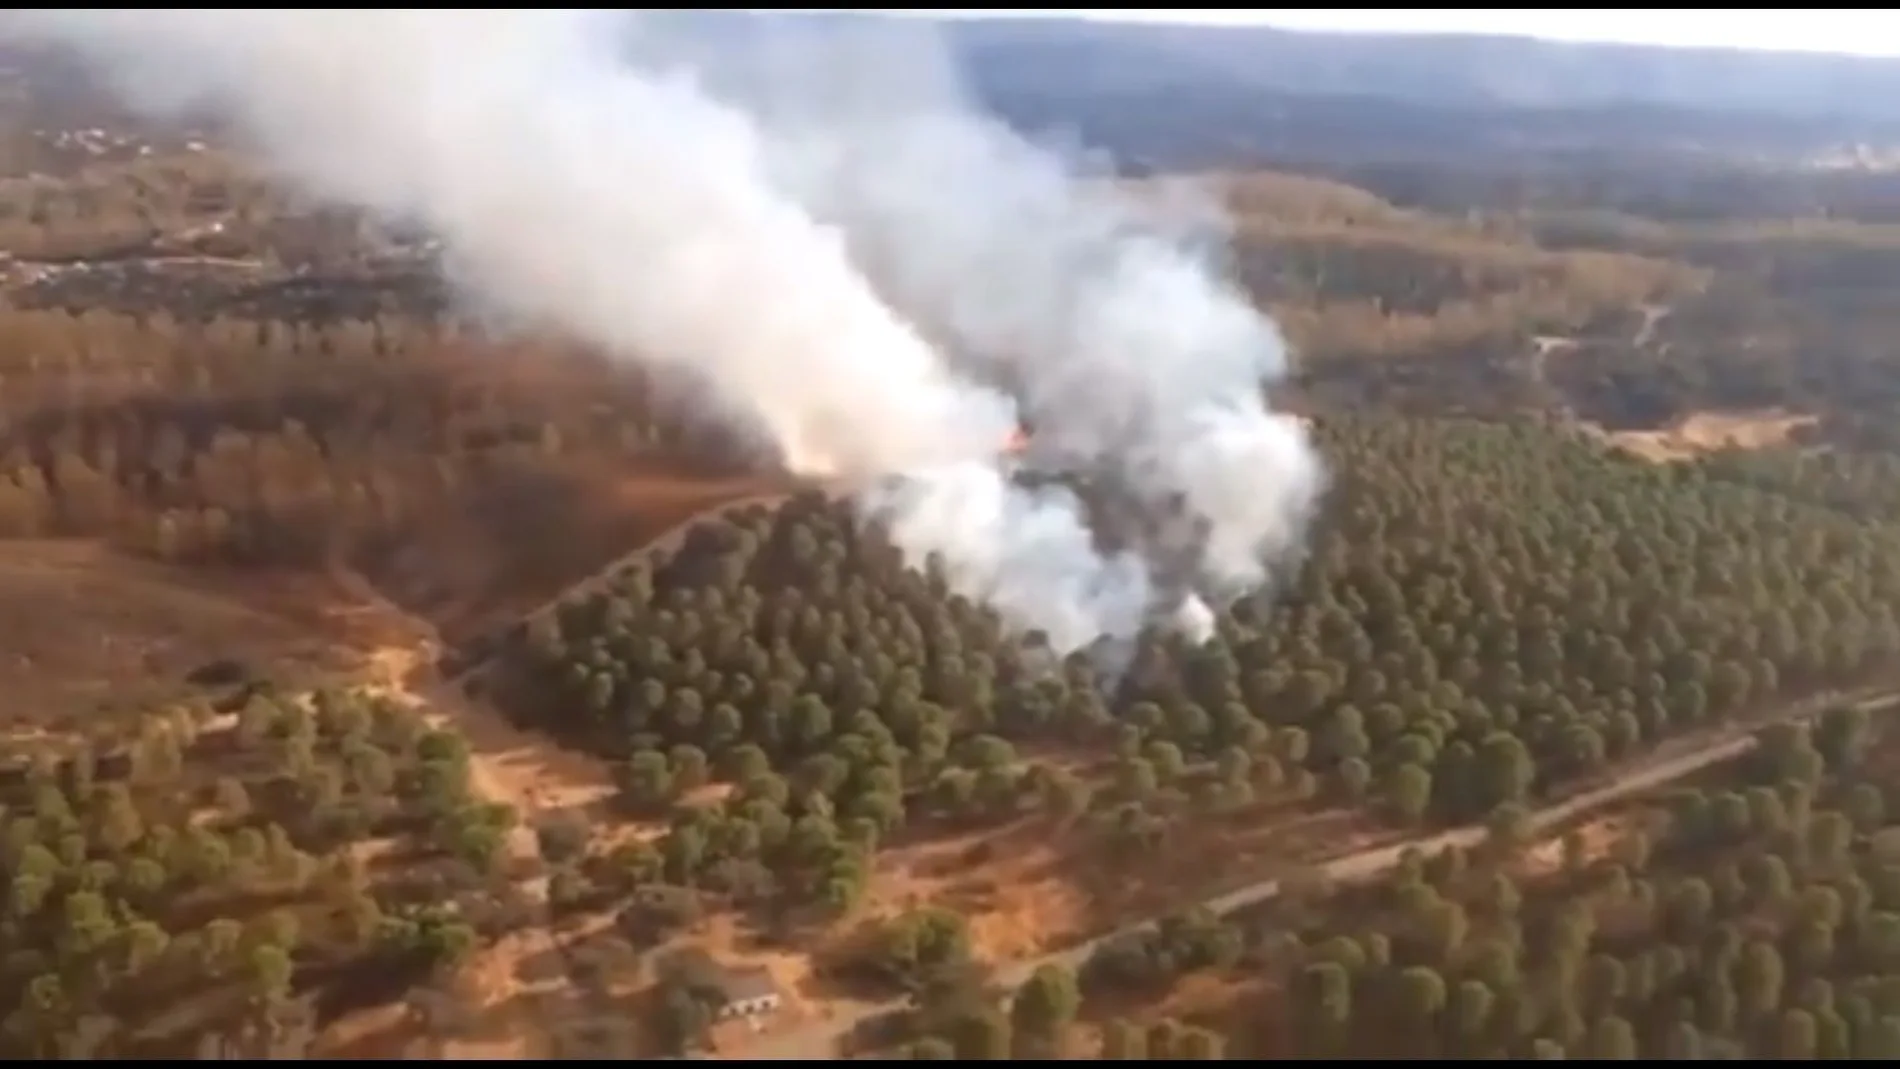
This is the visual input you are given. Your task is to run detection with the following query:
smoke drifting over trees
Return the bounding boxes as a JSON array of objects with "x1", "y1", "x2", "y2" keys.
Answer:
[{"x1": 4, "y1": 10, "x2": 1321, "y2": 652}]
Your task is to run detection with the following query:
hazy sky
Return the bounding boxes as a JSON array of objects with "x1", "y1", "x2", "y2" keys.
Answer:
[{"x1": 875, "y1": 10, "x2": 1900, "y2": 59}]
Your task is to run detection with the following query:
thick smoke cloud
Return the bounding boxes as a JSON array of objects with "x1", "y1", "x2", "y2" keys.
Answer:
[
  {"x1": 4, "y1": 11, "x2": 1013, "y2": 479},
  {"x1": 7, "y1": 10, "x2": 1321, "y2": 655},
  {"x1": 633, "y1": 15, "x2": 1326, "y2": 624}
]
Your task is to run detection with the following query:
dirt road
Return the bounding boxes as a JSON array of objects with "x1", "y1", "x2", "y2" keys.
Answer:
[
  {"x1": 400, "y1": 469, "x2": 1884, "y2": 1060},
  {"x1": 330, "y1": 483, "x2": 805, "y2": 1054},
  {"x1": 738, "y1": 686, "x2": 1900, "y2": 1060},
  {"x1": 365, "y1": 648, "x2": 582, "y2": 1058}
]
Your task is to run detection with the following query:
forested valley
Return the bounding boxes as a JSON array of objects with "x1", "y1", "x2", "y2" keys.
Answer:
[{"x1": 5, "y1": 26, "x2": 1900, "y2": 1058}]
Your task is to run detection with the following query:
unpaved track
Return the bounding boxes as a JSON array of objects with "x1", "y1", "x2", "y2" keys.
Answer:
[
  {"x1": 363, "y1": 648, "x2": 576, "y2": 1058},
  {"x1": 407, "y1": 475, "x2": 1890, "y2": 1060},
  {"x1": 426, "y1": 691, "x2": 566, "y2": 1060},
  {"x1": 359, "y1": 482, "x2": 810, "y2": 1056},
  {"x1": 738, "y1": 686, "x2": 1900, "y2": 1061}
]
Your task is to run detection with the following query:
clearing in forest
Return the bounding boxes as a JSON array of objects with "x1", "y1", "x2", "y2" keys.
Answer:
[
  {"x1": 1590, "y1": 408, "x2": 1818, "y2": 462},
  {"x1": 0, "y1": 540, "x2": 365, "y2": 741}
]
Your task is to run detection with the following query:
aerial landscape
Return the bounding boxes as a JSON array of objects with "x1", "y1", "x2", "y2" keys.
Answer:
[{"x1": 6, "y1": 8, "x2": 1900, "y2": 1060}]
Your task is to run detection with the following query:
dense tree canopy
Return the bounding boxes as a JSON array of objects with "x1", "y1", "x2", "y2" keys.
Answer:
[
  {"x1": 486, "y1": 416, "x2": 1900, "y2": 936},
  {"x1": 1060, "y1": 707, "x2": 1900, "y2": 1059},
  {"x1": 6, "y1": 89, "x2": 1900, "y2": 1059}
]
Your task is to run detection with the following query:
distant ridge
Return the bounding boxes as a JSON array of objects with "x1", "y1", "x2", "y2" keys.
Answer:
[
  {"x1": 627, "y1": 12, "x2": 1900, "y2": 176},
  {"x1": 649, "y1": 12, "x2": 1900, "y2": 126}
]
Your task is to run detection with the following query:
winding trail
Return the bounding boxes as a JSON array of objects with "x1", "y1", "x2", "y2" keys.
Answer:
[
  {"x1": 371, "y1": 483, "x2": 809, "y2": 1056},
  {"x1": 738, "y1": 686, "x2": 1900, "y2": 1060}
]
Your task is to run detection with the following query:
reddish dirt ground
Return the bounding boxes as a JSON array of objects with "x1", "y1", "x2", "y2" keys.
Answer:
[
  {"x1": 1590, "y1": 408, "x2": 1818, "y2": 462},
  {"x1": 0, "y1": 539, "x2": 370, "y2": 739}
]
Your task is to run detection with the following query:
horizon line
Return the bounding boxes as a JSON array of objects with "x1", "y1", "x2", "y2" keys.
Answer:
[{"x1": 765, "y1": 9, "x2": 1900, "y2": 62}]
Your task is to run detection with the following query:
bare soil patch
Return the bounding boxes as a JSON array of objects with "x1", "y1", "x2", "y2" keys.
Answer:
[
  {"x1": 316, "y1": 641, "x2": 622, "y2": 1060},
  {"x1": 869, "y1": 823, "x2": 1093, "y2": 962},
  {"x1": 1591, "y1": 408, "x2": 1818, "y2": 463},
  {"x1": 0, "y1": 539, "x2": 361, "y2": 739},
  {"x1": 851, "y1": 795, "x2": 1381, "y2": 976},
  {"x1": 1518, "y1": 813, "x2": 1637, "y2": 879},
  {"x1": 1148, "y1": 970, "x2": 1270, "y2": 1030}
]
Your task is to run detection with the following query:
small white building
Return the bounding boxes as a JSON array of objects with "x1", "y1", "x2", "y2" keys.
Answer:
[
  {"x1": 661, "y1": 947, "x2": 786, "y2": 1023},
  {"x1": 715, "y1": 969, "x2": 784, "y2": 1020}
]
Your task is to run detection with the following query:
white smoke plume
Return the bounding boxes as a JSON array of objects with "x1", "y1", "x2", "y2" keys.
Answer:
[
  {"x1": 633, "y1": 15, "x2": 1327, "y2": 628},
  {"x1": 10, "y1": 10, "x2": 1321, "y2": 654},
  {"x1": 4, "y1": 9, "x2": 1174, "y2": 652},
  {"x1": 4, "y1": 11, "x2": 1009, "y2": 479}
]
